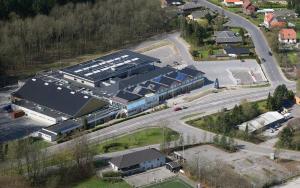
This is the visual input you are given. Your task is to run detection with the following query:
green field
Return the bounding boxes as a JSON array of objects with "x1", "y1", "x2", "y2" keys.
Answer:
[
  {"x1": 74, "y1": 177, "x2": 131, "y2": 188},
  {"x1": 288, "y1": 52, "x2": 299, "y2": 65},
  {"x1": 145, "y1": 178, "x2": 193, "y2": 188},
  {"x1": 93, "y1": 128, "x2": 179, "y2": 154}
]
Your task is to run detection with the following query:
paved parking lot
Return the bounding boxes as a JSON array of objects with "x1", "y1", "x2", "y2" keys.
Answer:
[
  {"x1": 0, "y1": 113, "x2": 49, "y2": 142},
  {"x1": 124, "y1": 167, "x2": 176, "y2": 187},
  {"x1": 193, "y1": 59, "x2": 267, "y2": 86},
  {"x1": 143, "y1": 45, "x2": 182, "y2": 68}
]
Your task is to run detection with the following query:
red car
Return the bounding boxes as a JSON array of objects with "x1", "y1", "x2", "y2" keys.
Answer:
[{"x1": 174, "y1": 107, "x2": 182, "y2": 111}]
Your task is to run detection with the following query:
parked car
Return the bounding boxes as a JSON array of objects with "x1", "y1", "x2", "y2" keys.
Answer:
[
  {"x1": 173, "y1": 107, "x2": 182, "y2": 111},
  {"x1": 261, "y1": 58, "x2": 266, "y2": 62},
  {"x1": 182, "y1": 106, "x2": 188, "y2": 109},
  {"x1": 268, "y1": 51, "x2": 272, "y2": 56}
]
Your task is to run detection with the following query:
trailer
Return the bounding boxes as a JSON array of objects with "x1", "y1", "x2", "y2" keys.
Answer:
[{"x1": 11, "y1": 110, "x2": 25, "y2": 119}]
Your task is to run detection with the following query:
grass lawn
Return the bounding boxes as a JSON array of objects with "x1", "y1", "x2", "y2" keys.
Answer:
[
  {"x1": 93, "y1": 128, "x2": 179, "y2": 154},
  {"x1": 145, "y1": 178, "x2": 193, "y2": 188},
  {"x1": 186, "y1": 100, "x2": 268, "y2": 143},
  {"x1": 74, "y1": 177, "x2": 131, "y2": 188},
  {"x1": 288, "y1": 52, "x2": 299, "y2": 65}
]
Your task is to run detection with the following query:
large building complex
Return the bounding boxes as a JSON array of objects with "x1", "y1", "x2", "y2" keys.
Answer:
[{"x1": 11, "y1": 50, "x2": 206, "y2": 141}]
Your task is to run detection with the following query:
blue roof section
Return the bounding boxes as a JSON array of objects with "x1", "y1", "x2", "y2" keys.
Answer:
[
  {"x1": 166, "y1": 71, "x2": 188, "y2": 82},
  {"x1": 152, "y1": 76, "x2": 163, "y2": 83}
]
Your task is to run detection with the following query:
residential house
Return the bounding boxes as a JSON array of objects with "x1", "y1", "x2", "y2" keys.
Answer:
[
  {"x1": 278, "y1": 28, "x2": 297, "y2": 44},
  {"x1": 274, "y1": 9, "x2": 298, "y2": 19},
  {"x1": 214, "y1": 30, "x2": 243, "y2": 44},
  {"x1": 264, "y1": 12, "x2": 286, "y2": 29},
  {"x1": 187, "y1": 10, "x2": 215, "y2": 21},
  {"x1": 223, "y1": 0, "x2": 243, "y2": 7},
  {"x1": 109, "y1": 148, "x2": 166, "y2": 175},
  {"x1": 161, "y1": 0, "x2": 184, "y2": 7},
  {"x1": 223, "y1": 47, "x2": 250, "y2": 57},
  {"x1": 243, "y1": 0, "x2": 256, "y2": 15}
]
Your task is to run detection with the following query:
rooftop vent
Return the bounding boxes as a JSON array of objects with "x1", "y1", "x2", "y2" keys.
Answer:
[
  {"x1": 57, "y1": 87, "x2": 62, "y2": 90},
  {"x1": 84, "y1": 96, "x2": 88, "y2": 99},
  {"x1": 32, "y1": 78, "x2": 36, "y2": 81},
  {"x1": 70, "y1": 91, "x2": 75, "y2": 94},
  {"x1": 44, "y1": 82, "x2": 49, "y2": 86}
]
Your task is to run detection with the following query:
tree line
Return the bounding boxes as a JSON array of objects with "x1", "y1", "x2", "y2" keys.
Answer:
[
  {"x1": 0, "y1": 0, "x2": 95, "y2": 19},
  {"x1": 266, "y1": 84, "x2": 294, "y2": 111},
  {"x1": 190, "y1": 100, "x2": 261, "y2": 137},
  {"x1": 287, "y1": 0, "x2": 300, "y2": 14},
  {"x1": 0, "y1": 0, "x2": 175, "y2": 86},
  {"x1": 0, "y1": 136, "x2": 96, "y2": 187}
]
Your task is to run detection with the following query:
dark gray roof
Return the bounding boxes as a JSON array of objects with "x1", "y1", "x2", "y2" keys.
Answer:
[
  {"x1": 61, "y1": 50, "x2": 159, "y2": 83},
  {"x1": 12, "y1": 78, "x2": 107, "y2": 117},
  {"x1": 181, "y1": 2, "x2": 203, "y2": 11},
  {"x1": 180, "y1": 66, "x2": 204, "y2": 77},
  {"x1": 44, "y1": 120, "x2": 81, "y2": 134},
  {"x1": 140, "y1": 81, "x2": 167, "y2": 92},
  {"x1": 119, "y1": 66, "x2": 175, "y2": 90},
  {"x1": 153, "y1": 76, "x2": 179, "y2": 87},
  {"x1": 224, "y1": 47, "x2": 250, "y2": 55},
  {"x1": 214, "y1": 31, "x2": 243, "y2": 44},
  {"x1": 110, "y1": 148, "x2": 165, "y2": 169},
  {"x1": 191, "y1": 10, "x2": 215, "y2": 19},
  {"x1": 114, "y1": 90, "x2": 141, "y2": 103}
]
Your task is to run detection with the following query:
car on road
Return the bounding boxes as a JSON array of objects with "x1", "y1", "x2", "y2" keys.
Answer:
[
  {"x1": 261, "y1": 58, "x2": 266, "y2": 62},
  {"x1": 182, "y1": 106, "x2": 188, "y2": 109},
  {"x1": 268, "y1": 51, "x2": 272, "y2": 56},
  {"x1": 173, "y1": 107, "x2": 182, "y2": 111}
]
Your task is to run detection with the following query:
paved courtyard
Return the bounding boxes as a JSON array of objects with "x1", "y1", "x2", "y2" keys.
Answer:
[
  {"x1": 0, "y1": 112, "x2": 49, "y2": 142},
  {"x1": 124, "y1": 167, "x2": 176, "y2": 188},
  {"x1": 177, "y1": 145, "x2": 300, "y2": 188}
]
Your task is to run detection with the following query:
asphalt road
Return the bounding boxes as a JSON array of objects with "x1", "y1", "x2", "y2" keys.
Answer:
[
  {"x1": 45, "y1": 1, "x2": 299, "y2": 160},
  {"x1": 197, "y1": 0, "x2": 292, "y2": 86}
]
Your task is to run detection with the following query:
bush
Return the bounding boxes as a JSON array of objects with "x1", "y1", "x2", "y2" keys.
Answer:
[
  {"x1": 102, "y1": 171, "x2": 122, "y2": 178},
  {"x1": 102, "y1": 143, "x2": 123, "y2": 153}
]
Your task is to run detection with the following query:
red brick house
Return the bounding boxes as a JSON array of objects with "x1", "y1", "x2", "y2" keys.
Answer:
[{"x1": 243, "y1": 0, "x2": 256, "y2": 15}]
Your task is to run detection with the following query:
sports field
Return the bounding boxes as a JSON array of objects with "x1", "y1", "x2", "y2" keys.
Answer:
[{"x1": 145, "y1": 178, "x2": 193, "y2": 188}]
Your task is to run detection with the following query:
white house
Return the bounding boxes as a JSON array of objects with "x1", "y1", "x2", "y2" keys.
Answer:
[
  {"x1": 223, "y1": 0, "x2": 243, "y2": 7},
  {"x1": 109, "y1": 148, "x2": 166, "y2": 175}
]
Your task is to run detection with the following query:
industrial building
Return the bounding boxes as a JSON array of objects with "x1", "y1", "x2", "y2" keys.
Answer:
[
  {"x1": 61, "y1": 50, "x2": 160, "y2": 87},
  {"x1": 11, "y1": 50, "x2": 206, "y2": 141},
  {"x1": 238, "y1": 111, "x2": 287, "y2": 133}
]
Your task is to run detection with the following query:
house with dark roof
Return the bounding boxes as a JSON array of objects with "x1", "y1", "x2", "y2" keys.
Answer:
[
  {"x1": 11, "y1": 78, "x2": 108, "y2": 124},
  {"x1": 223, "y1": 47, "x2": 250, "y2": 57},
  {"x1": 214, "y1": 31, "x2": 243, "y2": 44},
  {"x1": 187, "y1": 10, "x2": 216, "y2": 21},
  {"x1": 109, "y1": 148, "x2": 166, "y2": 175}
]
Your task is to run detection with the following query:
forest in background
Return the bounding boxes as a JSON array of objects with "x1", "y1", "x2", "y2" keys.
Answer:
[{"x1": 0, "y1": 0, "x2": 177, "y2": 86}]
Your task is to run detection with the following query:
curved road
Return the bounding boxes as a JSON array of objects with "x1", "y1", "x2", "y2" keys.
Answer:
[
  {"x1": 198, "y1": 0, "x2": 293, "y2": 86},
  {"x1": 45, "y1": 1, "x2": 299, "y2": 160}
]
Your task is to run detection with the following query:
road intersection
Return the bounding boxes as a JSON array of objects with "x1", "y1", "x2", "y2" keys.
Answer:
[{"x1": 45, "y1": 0, "x2": 299, "y2": 161}]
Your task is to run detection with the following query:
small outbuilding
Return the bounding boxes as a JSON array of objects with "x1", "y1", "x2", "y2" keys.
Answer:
[
  {"x1": 223, "y1": 47, "x2": 250, "y2": 57},
  {"x1": 166, "y1": 161, "x2": 182, "y2": 172}
]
